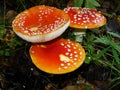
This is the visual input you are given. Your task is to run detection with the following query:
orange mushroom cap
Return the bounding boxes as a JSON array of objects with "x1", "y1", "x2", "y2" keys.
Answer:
[
  {"x1": 64, "y1": 7, "x2": 106, "y2": 29},
  {"x1": 12, "y1": 5, "x2": 70, "y2": 43},
  {"x1": 30, "y1": 38, "x2": 85, "y2": 74}
]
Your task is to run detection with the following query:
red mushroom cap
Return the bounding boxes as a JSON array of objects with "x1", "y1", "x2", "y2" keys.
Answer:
[
  {"x1": 30, "y1": 38, "x2": 85, "y2": 74},
  {"x1": 12, "y1": 6, "x2": 70, "y2": 43},
  {"x1": 64, "y1": 7, "x2": 106, "y2": 29}
]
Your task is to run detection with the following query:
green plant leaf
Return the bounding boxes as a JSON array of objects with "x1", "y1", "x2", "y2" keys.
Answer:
[
  {"x1": 85, "y1": 56, "x2": 92, "y2": 64},
  {"x1": 94, "y1": 36, "x2": 111, "y2": 45},
  {"x1": 0, "y1": 21, "x2": 6, "y2": 40},
  {"x1": 74, "y1": 0, "x2": 83, "y2": 7},
  {"x1": 0, "y1": 30, "x2": 6, "y2": 40},
  {"x1": 85, "y1": 0, "x2": 100, "y2": 8},
  {"x1": 86, "y1": 85, "x2": 93, "y2": 90},
  {"x1": 4, "y1": 49, "x2": 10, "y2": 56},
  {"x1": 0, "y1": 50, "x2": 4, "y2": 56},
  {"x1": 111, "y1": 43, "x2": 120, "y2": 53},
  {"x1": 112, "y1": 48, "x2": 120, "y2": 64}
]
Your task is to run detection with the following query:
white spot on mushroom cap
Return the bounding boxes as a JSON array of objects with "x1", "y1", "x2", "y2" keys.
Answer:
[
  {"x1": 64, "y1": 66, "x2": 68, "y2": 69},
  {"x1": 65, "y1": 52, "x2": 69, "y2": 55},
  {"x1": 80, "y1": 52, "x2": 82, "y2": 55},
  {"x1": 60, "y1": 63, "x2": 64, "y2": 66},
  {"x1": 60, "y1": 54, "x2": 71, "y2": 63},
  {"x1": 31, "y1": 50, "x2": 35, "y2": 53},
  {"x1": 73, "y1": 62, "x2": 77, "y2": 65},
  {"x1": 58, "y1": 67, "x2": 61, "y2": 71},
  {"x1": 67, "y1": 63, "x2": 71, "y2": 66}
]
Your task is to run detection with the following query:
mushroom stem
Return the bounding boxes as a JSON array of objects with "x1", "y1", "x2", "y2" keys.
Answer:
[{"x1": 73, "y1": 29, "x2": 86, "y2": 42}]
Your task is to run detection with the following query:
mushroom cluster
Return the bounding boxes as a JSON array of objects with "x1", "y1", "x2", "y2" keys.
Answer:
[{"x1": 12, "y1": 5, "x2": 86, "y2": 74}]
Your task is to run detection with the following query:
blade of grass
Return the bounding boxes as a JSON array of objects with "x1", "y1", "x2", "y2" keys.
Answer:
[
  {"x1": 17, "y1": 0, "x2": 26, "y2": 10},
  {"x1": 112, "y1": 48, "x2": 120, "y2": 64},
  {"x1": 94, "y1": 46, "x2": 111, "y2": 60},
  {"x1": 97, "y1": 59, "x2": 120, "y2": 74},
  {"x1": 108, "y1": 77, "x2": 120, "y2": 90},
  {"x1": 107, "y1": 31, "x2": 120, "y2": 39}
]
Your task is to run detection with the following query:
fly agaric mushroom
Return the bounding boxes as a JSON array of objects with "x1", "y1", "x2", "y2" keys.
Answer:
[
  {"x1": 30, "y1": 38, "x2": 85, "y2": 74},
  {"x1": 12, "y1": 6, "x2": 70, "y2": 43},
  {"x1": 64, "y1": 7, "x2": 106, "y2": 42}
]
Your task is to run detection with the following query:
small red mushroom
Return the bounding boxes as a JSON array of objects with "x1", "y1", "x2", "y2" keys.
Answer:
[
  {"x1": 29, "y1": 38, "x2": 85, "y2": 74},
  {"x1": 64, "y1": 7, "x2": 106, "y2": 42},
  {"x1": 64, "y1": 7, "x2": 106, "y2": 29},
  {"x1": 12, "y1": 5, "x2": 70, "y2": 43}
]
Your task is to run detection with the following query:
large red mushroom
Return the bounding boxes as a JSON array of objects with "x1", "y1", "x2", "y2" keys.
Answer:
[
  {"x1": 30, "y1": 38, "x2": 85, "y2": 74},
  {"x1": 12, "y1": 5, "x2": 70, "y2": 43},
  {"x1": 64, "y1": 7, "x2": 106, "y2": 42}
]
